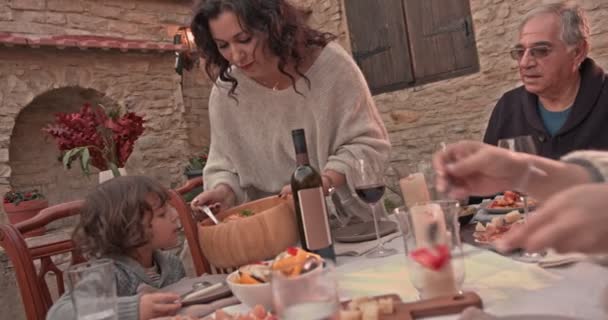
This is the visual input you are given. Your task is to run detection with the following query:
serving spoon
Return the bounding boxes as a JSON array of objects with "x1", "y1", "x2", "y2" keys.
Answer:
[{"x1": 195, "y1": 205, "x2": 219, "y2": 225}]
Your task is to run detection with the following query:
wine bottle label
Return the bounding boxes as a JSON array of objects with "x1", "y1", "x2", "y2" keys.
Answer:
[{"x1": 297, "y1": 187, "x2": 333, "y2": 250}]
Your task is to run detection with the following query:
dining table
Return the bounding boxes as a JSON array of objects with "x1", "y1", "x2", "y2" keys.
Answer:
[{"x1": 216, "y1": 223, "x2": 608, "y2": 319}]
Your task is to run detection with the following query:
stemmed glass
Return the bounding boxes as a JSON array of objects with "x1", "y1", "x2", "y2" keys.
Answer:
[
  {"x1": 497, "y1": 135, "x2": 546, "y2": 262},
  {"x1": 352, "y1": 159, "x2": 398, "y2": 258}
]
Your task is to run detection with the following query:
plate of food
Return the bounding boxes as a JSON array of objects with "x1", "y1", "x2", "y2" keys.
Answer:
[
  {"x1": 473, "y1": 210, "x2": 523, "y2": 245},
  {"x1": 482, "y1": 191, "x2": 537, "y2": 214}
]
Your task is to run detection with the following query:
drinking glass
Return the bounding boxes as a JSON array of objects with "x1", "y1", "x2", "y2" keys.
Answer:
[
  {"x1": 352, "y1": 159, "x2": 398, "y2": 258},
  {"x1": 497, "y1": 135, "x2": 546, "y2": 262},
  {"x1": 271, "y1": 261, "x2": 339, "y2": 320},
  {"x1": 67, "y1": 259, "x2": 118, "y2": 320},
  {"x1": 394, "y1": 201, "x2": 465, "y2": 300}
]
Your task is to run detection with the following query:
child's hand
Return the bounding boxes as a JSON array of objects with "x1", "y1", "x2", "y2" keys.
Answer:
[{"x1": 139, "y1": 292, "x2": 182, "y2": 320}]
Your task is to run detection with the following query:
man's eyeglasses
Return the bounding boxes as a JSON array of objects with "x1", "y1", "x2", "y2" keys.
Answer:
[{"x1": 510, "y1": 46, "x2": 552, "y2": 60}]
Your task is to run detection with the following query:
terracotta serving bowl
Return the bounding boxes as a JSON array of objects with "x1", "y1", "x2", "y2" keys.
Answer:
[{"x1": 198, "y1": 196, "x2": 298, "y2": 269}]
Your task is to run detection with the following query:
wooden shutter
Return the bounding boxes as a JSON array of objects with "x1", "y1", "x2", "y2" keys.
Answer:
[
  {"x1": 344, "y1": 0, "x2": 414, "y2": 95},
  {"x1": 403, "y1": 0, "x2": 479, "y2": 83}
]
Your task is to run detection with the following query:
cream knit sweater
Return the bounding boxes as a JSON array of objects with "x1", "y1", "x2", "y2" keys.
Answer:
[
  {"x1": 562, "y1": 150, "x2": 608, "y2": 182},
  {"x1": 203, "y1": 42, "x2": 391, "y2": 204}
]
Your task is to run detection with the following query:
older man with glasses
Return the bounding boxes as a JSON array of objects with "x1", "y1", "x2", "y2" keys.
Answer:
[{"x1": 483, "y1": 2, "x2": 608, "y2": 160}]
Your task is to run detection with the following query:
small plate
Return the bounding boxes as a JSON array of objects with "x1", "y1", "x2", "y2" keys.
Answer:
[
  {"x1": 481, "y1": 196, "x2": 537, "y2": 214},
  {"x1": 333, "y1": 220, "x2": 398, "y2": 243},
  {"x1": 481, "y1": 202, "x2": 535, "y2": 214}
]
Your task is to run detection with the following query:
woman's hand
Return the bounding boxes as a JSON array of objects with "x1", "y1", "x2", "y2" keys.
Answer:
[
  {"x1": 432, "y1": 141, "x2": 530, "y2": 199},
  {"x1": 279, "y1": 184, "x2": 292, "y2": 198},
  {"x1": 190, "y1": 184, "x2": 236, "y2": 215},
  {"x1": 496, "y1": 184, "x2": 608, "y2": 254},
  {"x1": 139, "y1": 292, "x2": 181, "y2": 320}
]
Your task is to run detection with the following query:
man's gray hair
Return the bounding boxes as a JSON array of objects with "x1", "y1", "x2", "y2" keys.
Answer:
[{"x1": 521, "y1": 1, "x2": 590, "y2": 46}]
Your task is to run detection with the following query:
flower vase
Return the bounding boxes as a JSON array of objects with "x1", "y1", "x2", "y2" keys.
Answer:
[
  {"x1": 3, "y1": 199, "x2": 48, "y2": 237},
  {"x1": 99, "y1": 167, "x2": 127, "y2": 184}
]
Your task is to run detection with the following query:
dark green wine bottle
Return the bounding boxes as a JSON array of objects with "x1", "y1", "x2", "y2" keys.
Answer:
[{"x1": 290, "y1": 128, "x2": 336, "y2": 262}]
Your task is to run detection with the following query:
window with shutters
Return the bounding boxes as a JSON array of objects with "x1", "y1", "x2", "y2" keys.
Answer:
[{"x1": 344, "y1": 0, "x2": 480, "y2": 95}]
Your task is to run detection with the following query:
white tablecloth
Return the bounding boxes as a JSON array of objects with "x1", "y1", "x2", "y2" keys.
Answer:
[{"x1": 223, "y1": 236, "x2": 608, "y2": 319}]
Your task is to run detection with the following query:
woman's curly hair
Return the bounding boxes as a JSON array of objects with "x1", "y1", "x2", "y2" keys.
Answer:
[
  {"x1": 73, "y1": 176, "x2": 170, "y2": 258},
  {"x1": 190, "y1": 0, "x2": 336, "y2": 98}
]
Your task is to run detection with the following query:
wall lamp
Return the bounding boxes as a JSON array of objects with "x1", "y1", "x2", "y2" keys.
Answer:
[{"x1": 174, "y1": 26, "x2": 198, "y2": 75}]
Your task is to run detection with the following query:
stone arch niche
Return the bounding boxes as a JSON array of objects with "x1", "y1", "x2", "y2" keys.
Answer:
[{"x1": 8, "y1": 87, "x2": 120, "y2": 209}]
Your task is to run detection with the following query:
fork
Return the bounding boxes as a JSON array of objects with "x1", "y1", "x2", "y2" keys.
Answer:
[{"x1": 180, "y1": 281, "x2": 227, "y2": 302}]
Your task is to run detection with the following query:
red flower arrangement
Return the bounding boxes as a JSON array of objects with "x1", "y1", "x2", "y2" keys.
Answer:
[{"x1": 43, "y1": 103, "x2": 145, "y2": 177}]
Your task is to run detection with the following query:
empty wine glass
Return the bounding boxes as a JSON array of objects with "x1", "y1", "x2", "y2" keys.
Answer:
[
  {"x1": 497, "y1": 135, "x2": 546, "y2": 262},
  {"x1": 352, "y1": 159, "x2": 398, "y2": 258}
]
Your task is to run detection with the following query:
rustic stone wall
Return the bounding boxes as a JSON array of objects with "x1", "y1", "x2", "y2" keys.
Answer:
[
  {"x1": 0, "y1": 0, "x2": 210, "y2": 220},
  {"x1": 181, "y1": 66, "x2": 213, "y2": 152},
  {"x1": 294, "y1": 0, "x2": 351, "y2": 49},
  {"x1": 0, "y1": 0, "x2": 193, "y2": 42},
  {"x1": 0, "y1": 47, "x2": 192, "y2": 213}
]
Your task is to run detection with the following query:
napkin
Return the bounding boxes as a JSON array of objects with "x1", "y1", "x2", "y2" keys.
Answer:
[
  {"x1": 334, "y1": 232, "x2": 402, "y2": 256},
  {"x1": 537, "y1": 250, "x2": 608, "y2": 268},
  {"x1": 458, "y1": 307, "x2": 499, "y2": 320},
  {"x1": 536, "y1": 250, "x2": 588, "y2": 268}
]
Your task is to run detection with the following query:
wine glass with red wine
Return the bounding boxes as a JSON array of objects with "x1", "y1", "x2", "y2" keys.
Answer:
[{"x1": 353, "y1": 159, "x2": 398, "y2": 258}]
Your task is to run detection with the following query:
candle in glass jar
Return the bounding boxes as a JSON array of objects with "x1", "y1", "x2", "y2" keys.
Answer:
[{"x1": 399, "y1": 173, "x2": 431, "y2": 208}]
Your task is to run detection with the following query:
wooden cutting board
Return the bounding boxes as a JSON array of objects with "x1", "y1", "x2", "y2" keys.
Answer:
[{"x1": 342, "y1": 291, "x2": 483, "y2": 320}]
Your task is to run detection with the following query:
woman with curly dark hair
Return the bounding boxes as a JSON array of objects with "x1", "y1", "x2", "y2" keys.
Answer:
[
  {"x1": 47, "y1": 176, "x2": 186, "y2": 320},
  {"x1": 190, "y1": 0, "x2": 391, "y2": 217}
]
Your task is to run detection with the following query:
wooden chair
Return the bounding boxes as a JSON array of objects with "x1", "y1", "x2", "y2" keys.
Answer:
[
  {"x1": 174, "y1": 176, "x2": 203, "y2": 196},
  {"x1": 170, "y1": 176, "x2": 213, "y2": 276},
  {"x1": 0, "y1": 200, "x2": 85, "y2": 320}
]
